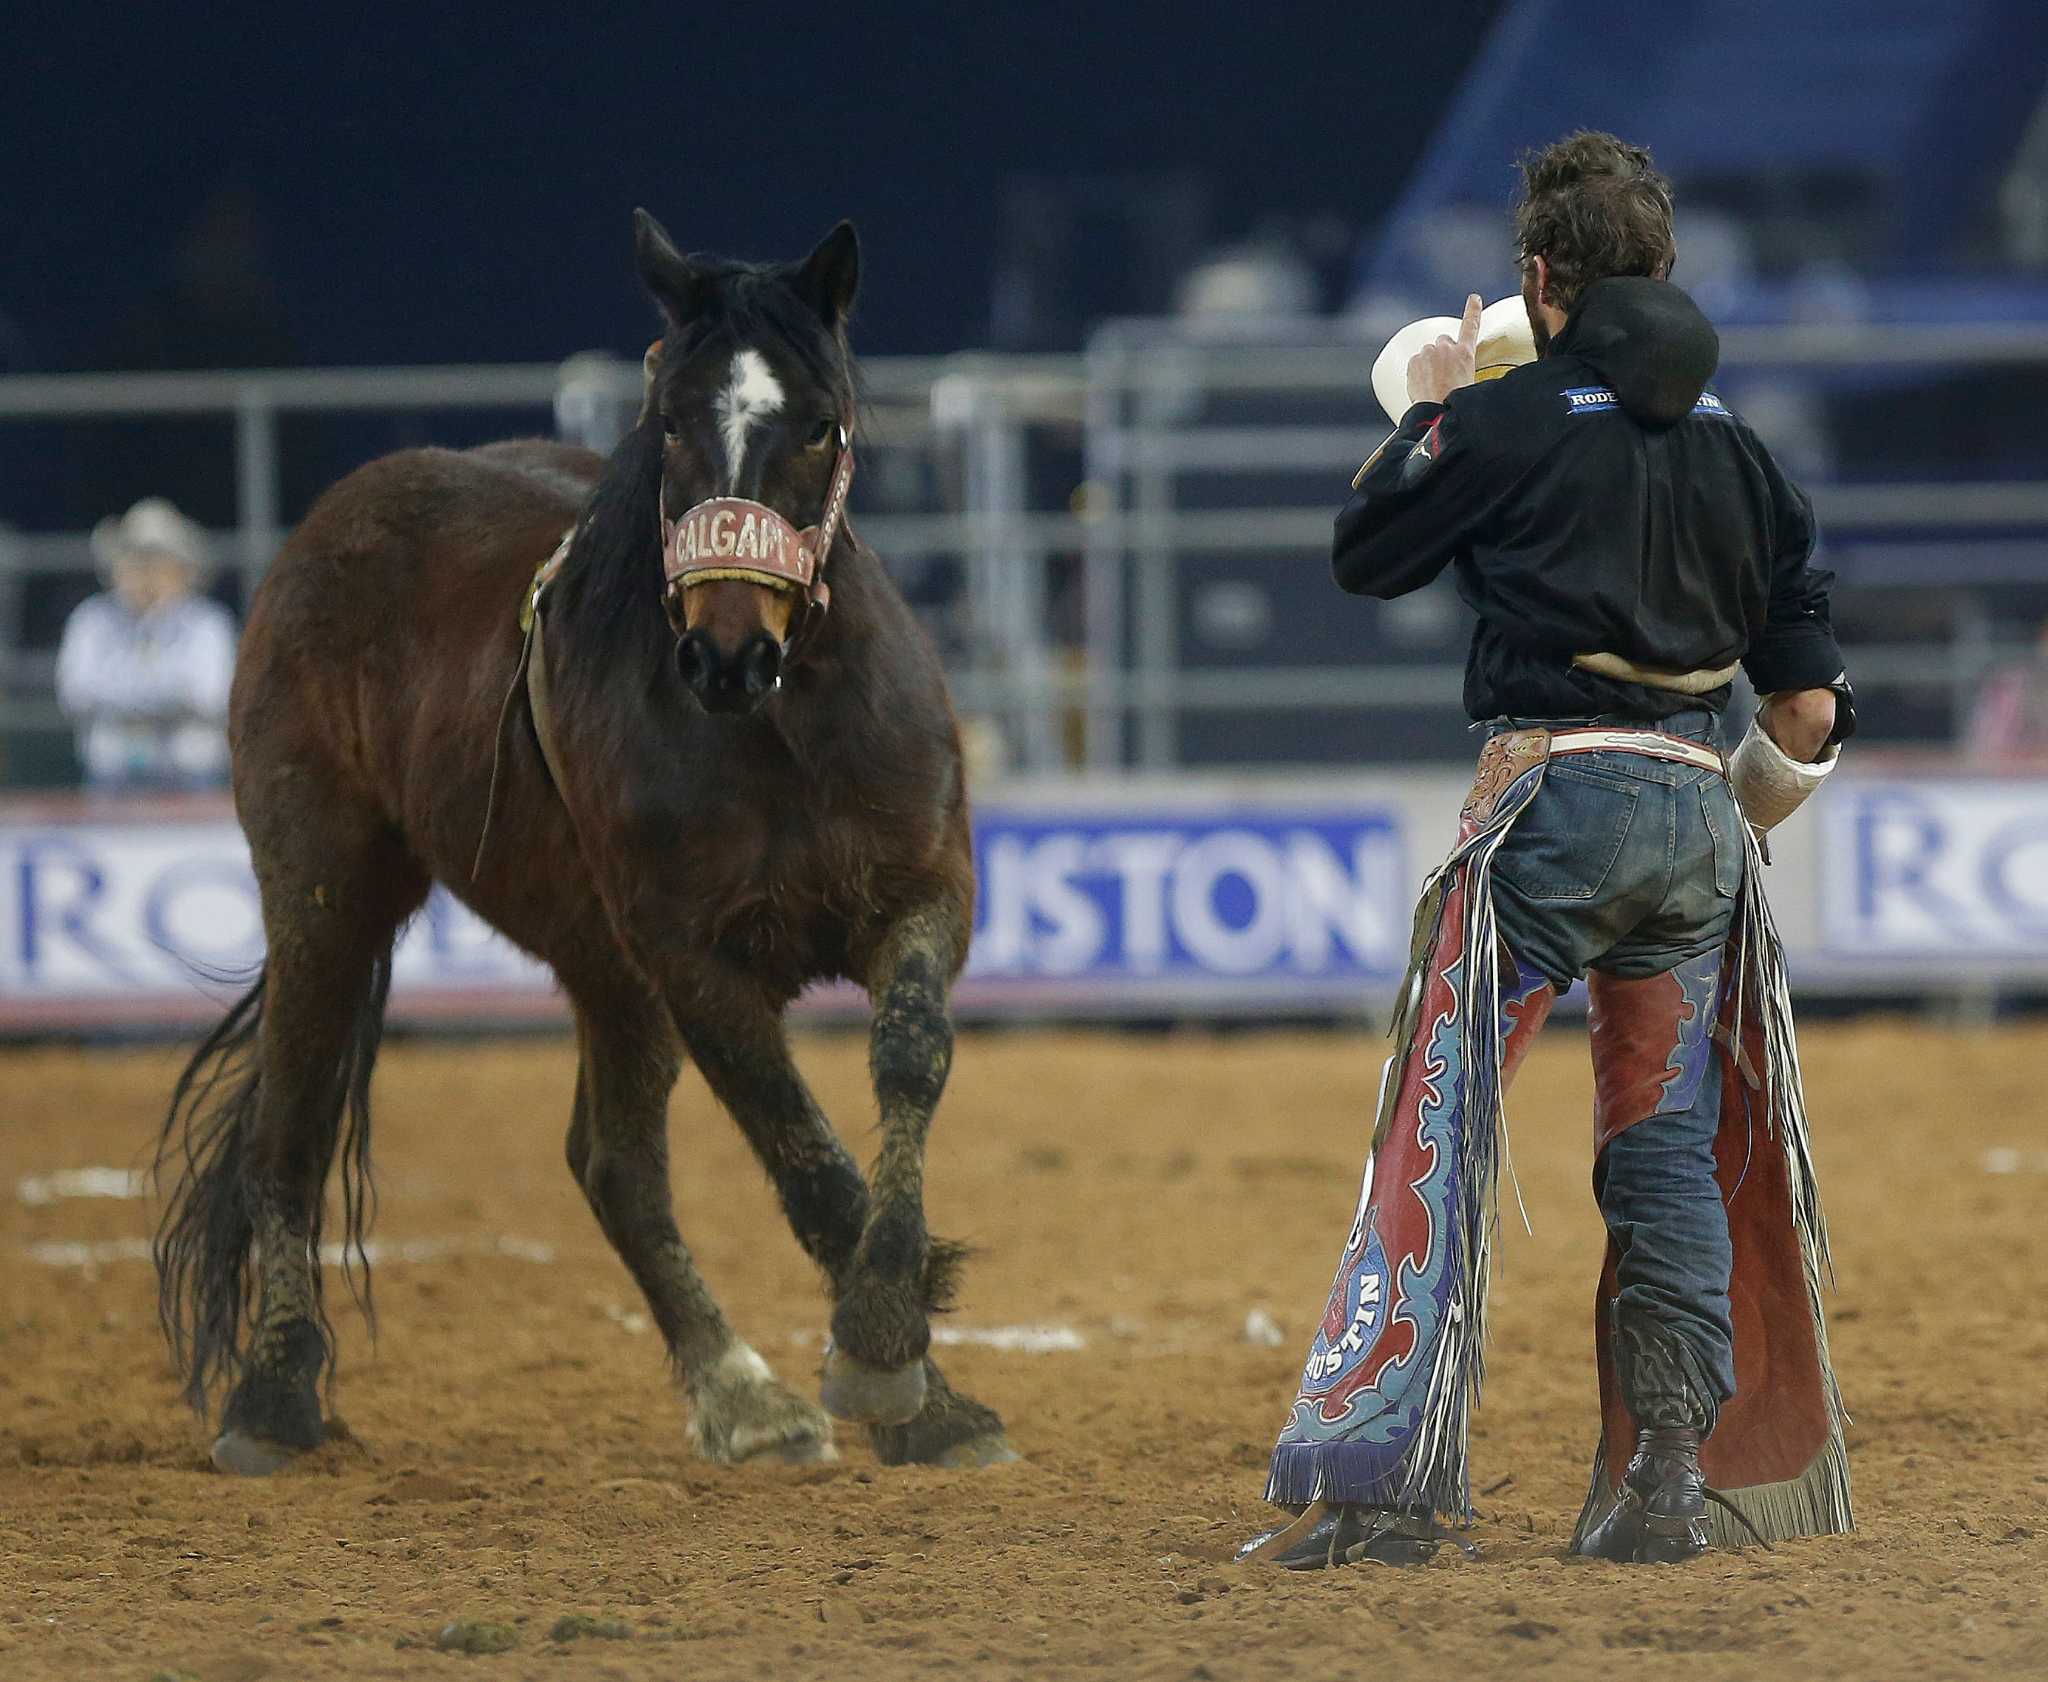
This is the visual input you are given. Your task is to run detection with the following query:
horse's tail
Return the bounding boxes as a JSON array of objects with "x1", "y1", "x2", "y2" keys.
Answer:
[{"x1": 152, "y1": 957, "x2": 391, "y2": 1411}]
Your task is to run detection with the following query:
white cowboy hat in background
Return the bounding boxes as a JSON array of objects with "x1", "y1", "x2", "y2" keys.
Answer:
[
  {"x1": 1370, "y1": 295, "x2": 1539, "y2": 424},
  {"x1": 90, "y1": 497, "x2": 211, "y2": 583}
]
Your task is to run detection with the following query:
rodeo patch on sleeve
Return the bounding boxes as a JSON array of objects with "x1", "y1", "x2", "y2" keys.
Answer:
[
  {"x1": 1562, "y1": 386, "x2": 1619, "y2": 415},
  {"x1": 1395, "y1": 416, "x2": 1446, "y2": 486}
]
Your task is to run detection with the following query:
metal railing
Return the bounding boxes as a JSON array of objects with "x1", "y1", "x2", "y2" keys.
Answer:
[
  {"x1": 1076, "y1": 318, "x2": 2048, "y2": 768},
  {"x1": 6, "y1": 320, "x2": 2048, "y2": 778}
]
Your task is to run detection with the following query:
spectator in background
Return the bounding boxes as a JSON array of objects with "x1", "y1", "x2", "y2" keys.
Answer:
[
  {"x1": 554, "y1": 349, "x2": 641, "y2": 455},
  {"x1": 57, "y1": 498, "x2": 236, "y2": 792},
  {"x1": 1966, "y1": 621, "x2": 2048, "y2": 762}
]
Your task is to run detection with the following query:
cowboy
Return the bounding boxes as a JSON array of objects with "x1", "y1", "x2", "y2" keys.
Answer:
[
  {"x1": 56, "y1": 497, "x2": 237, "y2": 792},
  {"x1": 1243, "y1": 131, "x2": 1853, "y2": 1568}
]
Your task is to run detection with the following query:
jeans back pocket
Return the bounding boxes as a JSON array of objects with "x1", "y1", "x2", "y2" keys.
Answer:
[{"x1": 1497, "y1": 761, "x2": 1640, "y2": 901}]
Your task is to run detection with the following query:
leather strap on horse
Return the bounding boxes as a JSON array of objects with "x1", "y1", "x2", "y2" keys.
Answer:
[
  {"x1": 471, "y1": 606, "x2": 572, "y2": 880},
  {"x1": 526, "y1": 610, "x2": 571, "y2": 793},
  {"x1": 472, "y1": 524, "x2": 578, "y2": 879},
  {"x1": 660, "y1": 425, "x2": 855, "y2": 649}
]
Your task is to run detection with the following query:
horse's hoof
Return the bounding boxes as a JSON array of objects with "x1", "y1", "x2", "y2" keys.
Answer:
[
  {"x1": 687, "y1": 1342, "x2": 843, "y2": 1466},
  {"x1": 932, "y1": 1432, "x2": 1021, "y2": 1469},
  {"x1": 760, "y1": 1434, "x2": 842, "y2": 1468},
  {"x1": 819, "y1": 1349, "x2": 927, "y2": 1425},
  {"x1": 210, "y1": 1430, "x2": 303, "y2": 1476}
]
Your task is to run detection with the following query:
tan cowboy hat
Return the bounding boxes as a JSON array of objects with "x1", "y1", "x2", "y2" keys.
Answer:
[
  {"x1": 90, "y1": 497, "x2": 211, "y2": 582},
  {"x1": 1370, "y1": 295, "x2": 1539, "y2": 424}
]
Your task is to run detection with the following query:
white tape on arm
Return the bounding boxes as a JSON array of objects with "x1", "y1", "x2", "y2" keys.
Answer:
[{"x1": 1728, "y1": 713, "x2": 1839, "y2": 833}]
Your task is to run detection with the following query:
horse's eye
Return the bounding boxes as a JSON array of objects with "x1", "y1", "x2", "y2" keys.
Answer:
[
  {"x1": 805, "y1": 417, "x2": 836, "y2": 449},
  {"x1": 661, "y1": 414, "x2": 680, "y2": 443}
]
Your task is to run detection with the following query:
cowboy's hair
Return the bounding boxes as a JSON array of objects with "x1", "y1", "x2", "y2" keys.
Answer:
[{"x1": 1514, "y1": 130, "x2": 1676, "y2": 315}]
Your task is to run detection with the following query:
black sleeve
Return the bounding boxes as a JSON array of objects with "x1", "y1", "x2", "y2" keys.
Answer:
[
  {"x1": 1740, "y1": 446, "x2": 1847, "y2": 694},
  {"x1": 1331, "y1": 397, "x2": 1491, "y2": 598}
]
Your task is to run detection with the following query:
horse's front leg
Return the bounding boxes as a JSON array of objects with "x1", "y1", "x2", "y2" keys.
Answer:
[
  {"x1": 679, "y1": 971, "x2": 1011, "y2": 1465},
  {"x1": 565, "y1": 987, "x2": 835, "y2": 1467},
  {"x1": 820, "y1": 901, "x2": 968, "y2": 1426}
]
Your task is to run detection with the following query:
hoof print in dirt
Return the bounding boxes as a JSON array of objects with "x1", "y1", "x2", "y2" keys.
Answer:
[
  {"x1": 435, "y1": 1620, "x2": 519, "y2": 1654},
  {"x1": 549, "y1": 1614, "x2": 633, "y2": 1642}
]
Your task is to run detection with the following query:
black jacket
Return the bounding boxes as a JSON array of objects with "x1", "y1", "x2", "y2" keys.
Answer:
[{"x1": 1333, "y1": 277, "x2": 1845, "y2": 721}]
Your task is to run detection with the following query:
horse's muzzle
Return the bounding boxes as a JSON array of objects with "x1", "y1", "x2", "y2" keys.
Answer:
[{"x1": 676, "y1": 628, "x2": 783, "y2": 715}]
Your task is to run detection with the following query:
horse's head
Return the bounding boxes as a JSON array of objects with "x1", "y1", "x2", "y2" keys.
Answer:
[{"x1": 632, "y1": 210, "x2": 859, "y2": 716}]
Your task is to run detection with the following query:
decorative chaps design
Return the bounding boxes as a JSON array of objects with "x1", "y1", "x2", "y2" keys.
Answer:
[
  {"x1": 1264, "y1": 737, "x2": 1852, "y2": 1549},
  {"x1": 1265, "y1": 749, "x2": 1554, "y2": 1516}
]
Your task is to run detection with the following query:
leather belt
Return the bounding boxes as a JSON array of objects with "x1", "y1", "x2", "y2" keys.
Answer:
[{"x1": 1548, "y1": 727, "x2": 1724, "y2": 776}]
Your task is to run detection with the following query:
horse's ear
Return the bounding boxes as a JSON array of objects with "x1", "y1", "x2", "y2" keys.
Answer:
[
  {"x1": 634, "y1": 208, "x2": 708, "y2": 323},
  {"x1": 790, "y1": 220, "x2": 860, "y2": 329}
]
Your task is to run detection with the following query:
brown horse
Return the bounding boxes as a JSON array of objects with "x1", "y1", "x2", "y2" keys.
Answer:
[{"x1": 153, "y1": 213, "x2": 1010, "y2": 1476}]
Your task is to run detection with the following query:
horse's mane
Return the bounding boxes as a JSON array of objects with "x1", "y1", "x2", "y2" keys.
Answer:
[{"x1": 557, "y1": 260, "x2": 860, "y2": 650}]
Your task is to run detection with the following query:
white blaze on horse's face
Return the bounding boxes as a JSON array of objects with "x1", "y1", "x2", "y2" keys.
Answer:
[{"x1": 715, "y1": 347, "x2": 785, "y2": 491}]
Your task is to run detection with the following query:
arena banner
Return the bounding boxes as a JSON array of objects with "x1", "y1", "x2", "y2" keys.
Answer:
[
  {"x1": 0, "y1": 787, "x2": 1416, "y2": 1029},
  {"x1": 11, "y1": 772, "x2": 2043, "y2": 1030},
  {"x1": 1818, "y1": 775, "x2": 2048, "y2": 966},
  {"x1": 965, "y1": 796, "x2": 1408, "y2": 1006},
  {"x1": 0, "y1": 801, "x2": 560, "y2": 1030}
]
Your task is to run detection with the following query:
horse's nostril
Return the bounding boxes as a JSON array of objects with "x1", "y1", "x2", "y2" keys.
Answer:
[
  {"x1": 675, "y1": 631, "x2": 713, "y2": 691},
  {"x1": 676, "y1": 630, "x2": 778, "y2": 715},
  {"x1": 740, "y1": 635, "x2": 783, "y2": 698}
]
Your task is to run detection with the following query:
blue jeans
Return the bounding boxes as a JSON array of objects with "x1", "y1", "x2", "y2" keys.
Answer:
[{"x1": 1488, "y1": 710, "x2": 1743, "y2": 1409}]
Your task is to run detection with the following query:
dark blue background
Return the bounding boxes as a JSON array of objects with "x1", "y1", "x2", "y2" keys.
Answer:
[{"x1": 7, "y1": 2, "x2": 1501, "y2": 368}]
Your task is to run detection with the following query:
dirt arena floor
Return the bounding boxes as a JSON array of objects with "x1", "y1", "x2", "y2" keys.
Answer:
[{"x1": 4, "y1": 1020, "x2": 2045, "y2": 1681}]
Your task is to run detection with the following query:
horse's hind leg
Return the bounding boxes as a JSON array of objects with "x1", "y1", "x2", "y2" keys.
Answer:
[
  {"x1": 679, "y1": 978, "x2": 1013, "y2": 1467},
  {"x1": 212, "y1": 947, "x2": 391, "y2": 1473},
  {"x1": 565, "y1": 988, "x2": 835, "y2": 1466},
  {"x1": 161, "y1": 808, "x2": 426, "y2": 1475}
]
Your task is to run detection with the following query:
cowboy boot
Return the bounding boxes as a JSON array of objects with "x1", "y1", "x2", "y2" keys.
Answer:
[
  {"x1": 1574, "y1": 1309, "x2": 1716, "y2": 1564},
  {"x1": 1575, "y1": 1426, "x2": 1711, "y2": 1564}
]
